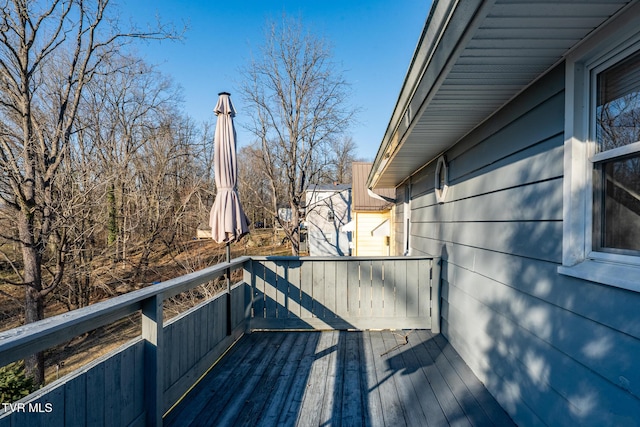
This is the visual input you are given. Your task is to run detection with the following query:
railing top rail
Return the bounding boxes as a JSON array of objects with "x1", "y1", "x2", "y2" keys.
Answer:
[
  {"x1": 249, "y1": 255, "x2": 434, "y2": 262},
  {"x1": 0, "y1": 256, "x2": 251, "y2": 367}
]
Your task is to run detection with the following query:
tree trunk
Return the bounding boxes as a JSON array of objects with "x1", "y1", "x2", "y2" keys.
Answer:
[
  {"x1": 290, "y1": 203, "x2": 300, "y2": 255},
  {"x1": 107, "y1": 184, "x2": 117, "y2": 247},
  {"x1": 18, "y1": 214, "x2": 45, "y2": 385},
  {"x1": 290, "y1": 228, "x2": 300, "y2": 255}
]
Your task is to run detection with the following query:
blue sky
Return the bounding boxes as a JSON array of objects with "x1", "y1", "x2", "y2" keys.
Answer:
[{"x1": 121, "y1": 1, "x2": 432, "y2": 161}]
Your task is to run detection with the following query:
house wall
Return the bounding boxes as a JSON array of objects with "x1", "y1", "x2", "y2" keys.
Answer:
[
  {"x1": 354, "y1": 211, "x2": 391, "y2": 256},
  {"x1": 404, "y1": 64, "x2": 640, "y2": 426}
]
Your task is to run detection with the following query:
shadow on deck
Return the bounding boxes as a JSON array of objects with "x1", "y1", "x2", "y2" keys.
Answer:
[{"x1": 165, "y1": 330, "x2": 515, "y2": 427}]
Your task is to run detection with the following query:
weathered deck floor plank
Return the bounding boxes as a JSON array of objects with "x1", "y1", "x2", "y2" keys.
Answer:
[{"x1": 164, "y1": 330, "x2": 515, "y2": 427}]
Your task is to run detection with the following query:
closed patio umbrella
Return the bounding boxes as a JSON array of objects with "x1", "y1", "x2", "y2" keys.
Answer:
[{"x1": 209, "y1": 92, "x2": 250, "y2": 262}]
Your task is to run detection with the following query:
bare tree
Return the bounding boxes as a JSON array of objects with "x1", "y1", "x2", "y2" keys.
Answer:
[
  {"x1": 237, "y1": 144, "x2": 273, "y2": 227},
  {"x1": 328, "y1": 135, "x2": 360, "y2": 184},
  {"x1": 239, "y1": 16, "x2": 356, "y2": 254},
  {"x1": 80, "y1": 56, "x2": 180, "y2": 262},
  {"x1": 193, "y1": 119, "x2": 216, "y2": 214},
  {"x1": 129, "y1": 117, "x2": 200, "y2": 282},
  {"x1": 0, "y1": 0, "x2": 177, "y2": 384}
]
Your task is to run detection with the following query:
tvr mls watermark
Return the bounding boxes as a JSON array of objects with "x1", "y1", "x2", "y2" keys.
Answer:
[{"x1": 2, "y1": 402, "x2": 53, "y2": 413}]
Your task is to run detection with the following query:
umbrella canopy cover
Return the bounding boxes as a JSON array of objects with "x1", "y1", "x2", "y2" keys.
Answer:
[{"x1": 209, "y1": 93, "x2": 250, "y2": 243}]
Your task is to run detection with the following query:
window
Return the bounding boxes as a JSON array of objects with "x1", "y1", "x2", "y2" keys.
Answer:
[
  {"x1": 592, "y1": 50, "x2": 640, "y2": 255},
  {"x1": 560, "y1": 7, "x2": 640, "y2": 292},
  {"x1": 435, "y1": 155, "x2": 449, "y2": 204}
]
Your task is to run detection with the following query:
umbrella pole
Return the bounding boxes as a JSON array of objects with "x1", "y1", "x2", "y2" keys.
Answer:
[{"x1": 225, "y1": 242, "x2": 232, "y2": 336}]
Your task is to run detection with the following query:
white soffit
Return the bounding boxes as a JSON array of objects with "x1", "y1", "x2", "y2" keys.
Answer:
[{"x1": 370, "y1": 0, "x2": 633, "y2": 189}]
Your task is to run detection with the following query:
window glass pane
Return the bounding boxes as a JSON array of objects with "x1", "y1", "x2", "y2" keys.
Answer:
[
  {"x1": 596, "y1": 50, "x2": 640, "y2": 151},
  {"x1": 599, "y1": 154, "x2": 640, "y2": 252},
  {"x1": 438, "y1": 165, "x2": 445, "y2": 190}
]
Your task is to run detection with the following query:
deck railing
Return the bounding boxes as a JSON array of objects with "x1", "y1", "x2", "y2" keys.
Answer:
[
  {"x1": 0, "y1": 255, "x2": 440, "y2": 427},
  {"x1": 246, "y1": 256, "x2": 440, "y2": 331}
]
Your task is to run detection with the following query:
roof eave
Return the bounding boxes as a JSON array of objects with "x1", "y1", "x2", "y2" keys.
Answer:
[
  {"x1": 368, "y1": 0, "x2": 636, "y2": 190},
  {"x1": 368, "y1": 0, "x2": 489, "y2": 189}
]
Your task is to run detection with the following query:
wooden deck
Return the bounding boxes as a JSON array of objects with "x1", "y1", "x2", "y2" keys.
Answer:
[{"x1": 164, "y1": 330, "x2": 515, "y2": 427}]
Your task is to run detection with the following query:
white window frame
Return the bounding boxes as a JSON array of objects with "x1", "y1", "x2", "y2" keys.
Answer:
[
  {"x1": 559, "y1": 4, "x2": 640, "y2": 293},
  {"x1": 435, "y1": 155, "x2": 449, "y2": 204}
]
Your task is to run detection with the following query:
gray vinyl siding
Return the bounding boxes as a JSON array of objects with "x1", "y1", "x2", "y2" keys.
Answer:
[{"x1": 407, "y1": 63, "x2": 640, "y2": 426}]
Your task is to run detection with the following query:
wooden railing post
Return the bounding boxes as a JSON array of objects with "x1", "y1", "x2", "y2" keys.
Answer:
[
  {"x1": 226, "y1": 245, "x2": 232, "y2": 336},
  {"x1": 243, "y1": 259, "x2": 253, "y2": 333},
  {"x1": 226, "y1": 269, "x2": 232, "y2": 336},
  {"x1": 430, "y1": 257, "x2": 442, "y2": 334},
  {"x1": 142, "y1": 294, "x2": 164, "y2": 426}
]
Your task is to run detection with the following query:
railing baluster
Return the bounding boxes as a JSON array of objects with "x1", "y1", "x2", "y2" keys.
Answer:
[
  {"x1": 226, "y1": 267, "x2": 232, "y2": 336},
  {"x1": 142, "y1": 294, "x2": 164, "y2": 427}
]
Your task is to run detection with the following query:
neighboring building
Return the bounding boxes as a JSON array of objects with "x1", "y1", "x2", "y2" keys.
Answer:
[
  {"x1": 350, "y1": 162, "x2": 394, "y2": 256},
  {"x1": 305, "y1": 184, "x2": 351, "y2": 256},
  {"x1": 368, "y1": 1, "x2": 640, "y2": 426}
]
